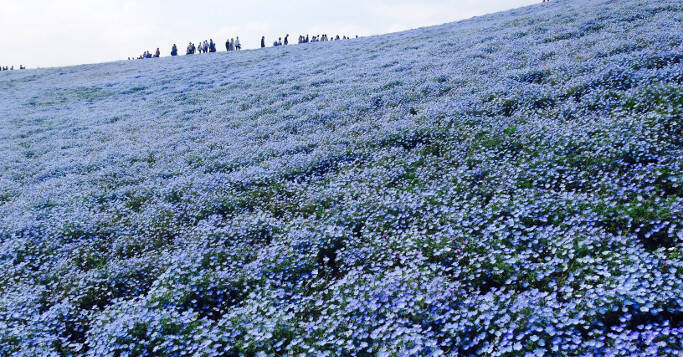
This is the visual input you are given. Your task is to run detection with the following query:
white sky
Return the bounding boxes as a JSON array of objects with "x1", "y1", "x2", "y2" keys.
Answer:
[{"x1": 0, "y1": 0, "x2": 538, "y2": 69}]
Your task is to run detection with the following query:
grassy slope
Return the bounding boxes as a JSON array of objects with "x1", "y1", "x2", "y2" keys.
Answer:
[{"x1": 0, "y1": 0, "x2": 681, "y2": 355}]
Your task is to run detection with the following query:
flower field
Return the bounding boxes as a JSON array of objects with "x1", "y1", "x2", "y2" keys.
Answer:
[{"x1": 0, "y1": 0, "x2": 681, "y2": 355}]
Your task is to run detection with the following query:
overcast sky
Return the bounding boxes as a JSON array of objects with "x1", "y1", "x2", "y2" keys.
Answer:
[{"x1": 0, "y1": 0, "x2": 538, "y2": 69}]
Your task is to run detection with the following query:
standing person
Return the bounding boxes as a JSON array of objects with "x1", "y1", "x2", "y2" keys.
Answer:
[
  {"x1": 235, "y1": 37, "x2": 241, "y2": 50},
  {"x1": 261, "y1": 36, "x2": 265, "y2": 48},
  {"x1": 154, "y1": 48, "x2": 161, "y2": 58},
  {"x1": 284, "y1": 34, "x2": 289, "y2": 45},
  {"x1": 209, "y1": 39, "x2": 216, "y2": 52},
  {"x1": 171, "y1": 44, "x2": 178, "y2": 56},
  {"x1": 226, "y1": 39, "x2": 230, "y2": 52},
  {"x1": 230, "y1": 38, "x2": 235, "y2": 51}
]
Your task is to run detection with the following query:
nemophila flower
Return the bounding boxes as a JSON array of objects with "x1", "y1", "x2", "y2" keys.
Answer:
[{"x1": 0, "y1": 0, "x2": 681, "y2": 355}]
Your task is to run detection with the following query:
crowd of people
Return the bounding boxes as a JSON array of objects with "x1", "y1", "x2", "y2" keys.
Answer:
[
  {"x1": 184, "y1": 39, "x2": 217, "y2": 55},
  {"x1": 301, "y1": 34, "x2": 353, "y2": 43},
  {"x1": 225, "y1": 37, "x2": 242, "y2": 51},
  {"x1": 0, "y1": 65, "x2": 25, "y2": 71},
  {"x1": 130, "y1": 48, "x2": 161, "y2": 60},
  {"x1": 129, "y1": 32, "x2": 357, "y2": 60},
  {"x1": 268, "y1": 33, "x2": 355, "y2": 47}
]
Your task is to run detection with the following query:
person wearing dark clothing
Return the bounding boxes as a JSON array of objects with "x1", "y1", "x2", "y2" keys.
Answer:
[
  {"x1": 154, "y1": 48, "x2": 161, "y2": 58},
  {"x1": 261, "y1": 36, "x2": 265, "y2": 48},
  {"x1": 209, "y1": 39, "x2": 216, "y2": 52},
  {"x1": 171, "y1": 44, "x2": 178, "y2": 56},
  {"x1": 284, "y1": 34, "x2": 289, "y2": 45}
]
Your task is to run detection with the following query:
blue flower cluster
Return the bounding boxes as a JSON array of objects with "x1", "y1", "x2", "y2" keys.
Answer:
[{"x1": 0, "y1": 0, "x2": 681, "y2": 355}]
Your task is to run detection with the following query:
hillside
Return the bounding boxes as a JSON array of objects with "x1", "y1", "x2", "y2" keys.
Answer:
[{"x1": 0, "y1": 0, "x2": 681, "y2": 355}]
